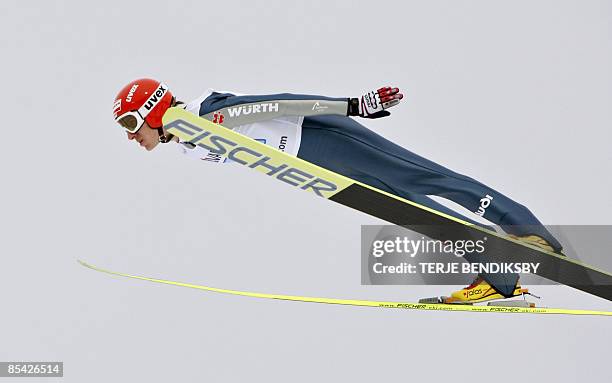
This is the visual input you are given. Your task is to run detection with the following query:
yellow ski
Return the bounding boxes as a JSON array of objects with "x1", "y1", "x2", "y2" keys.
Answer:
[{"x1": 79, "y1": 261, "x2": 612, "y2": 317}]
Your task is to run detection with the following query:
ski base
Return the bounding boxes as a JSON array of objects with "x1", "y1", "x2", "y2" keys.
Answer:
[
  {"x1": 487, "y1": 300, "x2": 535, "y2": 308},
  {"x1": 79, "y1": 260, "x2": 612, "y2": 316},
  {"x1": 419, "y1": 296, "x2": 536, "y2": 308}
]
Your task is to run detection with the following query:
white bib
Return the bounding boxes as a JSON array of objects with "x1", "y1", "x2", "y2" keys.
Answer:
[{"x1": 178, "y1": 89, "x2": 303, "y2": 164}]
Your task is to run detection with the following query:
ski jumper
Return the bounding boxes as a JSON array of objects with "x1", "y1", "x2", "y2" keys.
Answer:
[{"x1": 177, "y1": 90, "x2": 562, "y2": 296}]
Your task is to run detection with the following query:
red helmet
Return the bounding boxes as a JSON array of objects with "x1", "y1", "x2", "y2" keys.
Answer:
[{"x1": 113, "y1": 78, "x2": 174, "y2": 133}]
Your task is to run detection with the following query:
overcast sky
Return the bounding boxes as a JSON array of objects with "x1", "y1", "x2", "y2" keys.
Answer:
[{"x1": 1, "y1": 1, "x2": 611, "y2": 382}]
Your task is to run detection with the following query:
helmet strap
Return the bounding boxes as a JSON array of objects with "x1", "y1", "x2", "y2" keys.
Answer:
[
  {"x1": 157, "y1": 97, "x2": 181, "y2": 143},
  {"x1": 157, "y1": 127, "x2": 174, "y2": 144}
]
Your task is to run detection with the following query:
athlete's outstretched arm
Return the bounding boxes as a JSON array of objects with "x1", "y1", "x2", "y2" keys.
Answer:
[
  {"x1": 350, "y1": 87, "x2": 404, "y2": 119},
  {"x1": 198, "y1": 87, "x2": 403, "y2": 128}
]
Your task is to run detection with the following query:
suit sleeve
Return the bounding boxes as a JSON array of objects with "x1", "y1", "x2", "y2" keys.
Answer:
[{"x1": 198, "y1": 92, "x2": 350, "y2": 128}]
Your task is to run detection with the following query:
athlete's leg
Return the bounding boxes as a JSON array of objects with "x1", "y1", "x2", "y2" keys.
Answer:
[
  {"x1": 349, "y1": 174, "x2": 498, "y2": 227},
  {"x1": 298, "y1": 116, "x2": 554, "y2": 296},
  {"x1": 298, "y1": 115, "x2": 561, "y2": 252},
  {"x1": 339, "y1": 175, "x2": 518, "y2": 295}
]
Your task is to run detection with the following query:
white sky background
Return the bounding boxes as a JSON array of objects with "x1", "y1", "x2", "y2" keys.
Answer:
[{"x1": 0, "y1": 1, "x2": 611, "y2": 382}]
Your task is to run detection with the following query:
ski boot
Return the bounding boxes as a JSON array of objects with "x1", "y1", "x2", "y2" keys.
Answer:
[{"x1": 419, "y1": 276, "x2": 536, "y2": 307}]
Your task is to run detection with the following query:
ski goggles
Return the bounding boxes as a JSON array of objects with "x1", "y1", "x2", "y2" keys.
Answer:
[
  {"x1": 114, "y1": 82, "x2": 169, "y2": 133},
  {"x1": 115, "y1": 110, "x2": 146, "y2": 133}
]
